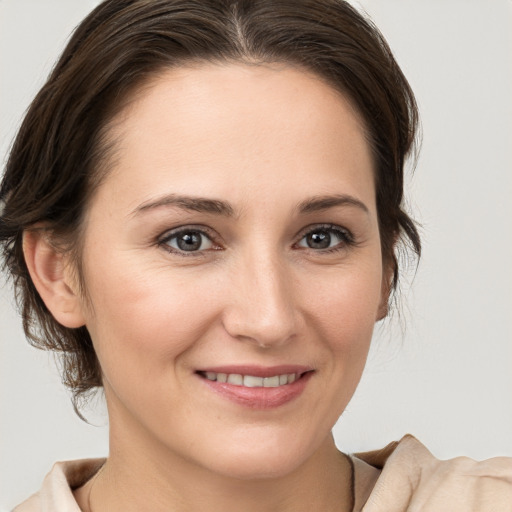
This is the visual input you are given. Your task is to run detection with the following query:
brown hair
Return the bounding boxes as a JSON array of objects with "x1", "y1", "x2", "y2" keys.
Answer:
[{"x1": 0, "y1": 0, "x2": 421, "y2": 411}]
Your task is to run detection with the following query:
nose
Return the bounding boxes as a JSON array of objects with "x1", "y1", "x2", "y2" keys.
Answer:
[{"x1": 222, "y1": 251, "x2": 299, "y2": 349}]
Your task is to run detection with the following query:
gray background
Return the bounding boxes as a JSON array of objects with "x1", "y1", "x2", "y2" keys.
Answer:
[{"x1": 1, "y1": 0, "x2": 511, "y2": 508}]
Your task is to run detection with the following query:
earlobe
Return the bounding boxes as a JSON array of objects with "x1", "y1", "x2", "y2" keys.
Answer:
[
  {"x1": 377, "y1": 295, "x2": 389, "y2": 321},
  {"x1": 23, "y1": 229, "x2": 86, "y2": 328},
  {"x1": 377, "y1": 263, "x2": 394, "y2": 321}
]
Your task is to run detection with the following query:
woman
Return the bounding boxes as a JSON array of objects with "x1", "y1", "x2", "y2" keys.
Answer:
[{"x1": 1, "y1": 0, "x2": 511, "y2": 510}]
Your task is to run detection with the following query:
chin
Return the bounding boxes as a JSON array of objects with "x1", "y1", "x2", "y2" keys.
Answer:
[
  {"x1": 209, "y1": 454, "x2": 305, "y2": 481},
  {"x1": 196, "y1": 427, "x2": 327, "y2": 481}
]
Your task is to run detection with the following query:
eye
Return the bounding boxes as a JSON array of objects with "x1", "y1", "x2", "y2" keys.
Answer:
[
  {"x1": 297, "y1": 225, "x2": 353, "y2": 251},
  {"x1": 160, "y1": 229, "x2": 214, "y2": 253}
]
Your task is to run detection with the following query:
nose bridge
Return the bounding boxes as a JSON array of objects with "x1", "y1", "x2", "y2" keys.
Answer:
[{"x1": 223, "y1": 244, "x2": 297, "y2": 347}]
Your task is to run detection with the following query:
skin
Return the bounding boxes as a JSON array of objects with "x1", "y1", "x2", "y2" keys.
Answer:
[{"x1": 25, "y1": 63, "x2": 390, "y2": 511}]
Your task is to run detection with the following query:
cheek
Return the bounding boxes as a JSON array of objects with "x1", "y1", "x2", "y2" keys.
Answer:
[
  {"x1": 302, "y1": 258, "x2": 383, "y2": 402},
  {"x1": 290, "y1": 262, "x2": 383, "y2": 431},
  {"x1": 81, "y1": 254, "x2": 223, "y2": 382},
  {"x1": 305, "y1": 260, "x2": 383, "y2": 345}
]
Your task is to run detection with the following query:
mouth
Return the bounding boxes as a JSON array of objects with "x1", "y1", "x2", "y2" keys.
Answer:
[
  {"x1": 197, "y1": 371, "x2": 301, "y2": 388},
  {"x1": 195, "y1": 366, "x2": 314, "y2": 409}
]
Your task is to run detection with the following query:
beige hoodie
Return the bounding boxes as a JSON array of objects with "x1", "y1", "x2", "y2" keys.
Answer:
[{"x1": 13, "y1": 435, "x2": 512, "y2": 512}]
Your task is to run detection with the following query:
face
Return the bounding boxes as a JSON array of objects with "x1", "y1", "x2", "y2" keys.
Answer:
[{"x1": 77, "y1": 63, "x2": 387, "y2": 479}]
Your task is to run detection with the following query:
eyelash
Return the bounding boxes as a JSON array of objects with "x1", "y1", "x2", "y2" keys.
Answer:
[
  {"x1": 295, "y1": 223, "x2": 356, "y2": 253},
  {"x1": 158, "y1": 226, "x2": 220, "y2": 257},
  {"x1": 157, "y1": 224, "x2": 356, "y2": 257}
]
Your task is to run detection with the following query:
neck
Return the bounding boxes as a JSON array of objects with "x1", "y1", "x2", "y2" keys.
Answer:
[{"x1": 82, "y1": 423, "x2": 353, "y2": 512}]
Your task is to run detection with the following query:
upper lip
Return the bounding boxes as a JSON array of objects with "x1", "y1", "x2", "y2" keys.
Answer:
[{"x1": 196, "y1": 365, "x2": 313, "y2": 378}]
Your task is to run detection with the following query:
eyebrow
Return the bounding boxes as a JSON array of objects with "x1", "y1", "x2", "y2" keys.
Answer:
[
  {"x1": 131, "y1": 192, "x2": 369, "y2": 218},
  {"x1": 297, "y1": 194, "x2": 370, "y2": 215},
  {"x1": 132, "y1": 194, "x2": 235, "y2": 217}
]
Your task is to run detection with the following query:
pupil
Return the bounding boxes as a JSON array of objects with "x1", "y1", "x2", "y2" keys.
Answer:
[
  {"x1": 308, "y1": 231, "x2": 330, "y2": 249},
  {"x1": 177, "y1": 232, "x2": 201, "y2": 251}
]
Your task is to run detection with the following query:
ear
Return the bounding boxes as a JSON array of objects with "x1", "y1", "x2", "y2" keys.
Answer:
[
  {"x1": 23, "y1": 229, "x2": 86, "y2": 328},
  {"x1": 377, "y1": 261, "x2": 395, "y2": 321}
]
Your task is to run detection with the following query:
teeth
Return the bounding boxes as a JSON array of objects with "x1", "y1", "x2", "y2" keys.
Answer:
[
  {"x1": 202, "y1": 372, "x2": 300, "y2": 387},
  {"x1": 263, "y1": 376, "x2": 280, "y2": 387},
  {"x1": 227, "y1": 373, "x2": 243, "y2": 385},
  {"x1": 244, "y1": 375, "x2": 263, "y2": 387}
]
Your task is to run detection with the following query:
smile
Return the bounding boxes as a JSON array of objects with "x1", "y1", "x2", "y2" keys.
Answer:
[
  {"x1": 196, "y1": 367, "x2": 313, "y2": 409},
  {"x1": 200, "y1": 371, "x2": 298, "y2": 387}
]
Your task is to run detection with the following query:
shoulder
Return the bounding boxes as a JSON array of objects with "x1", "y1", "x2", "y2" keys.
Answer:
[
  {"x1": 12, "y1": 494, "x2": 40, "y2": 512},
  {"x1": 12, "y1": 458, "x2": 105, "y2": 512},
  {"x1": 351, "y1": 435, "x2": 512, "y2": 512}
]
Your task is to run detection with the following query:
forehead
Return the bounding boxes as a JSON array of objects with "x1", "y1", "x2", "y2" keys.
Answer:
[{"x1": 96, "y1": 63, "x2": 375, "y2": 214}]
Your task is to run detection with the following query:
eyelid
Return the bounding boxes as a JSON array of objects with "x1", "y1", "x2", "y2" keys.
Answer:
[
  {"x1": 157, "y1": 225, "x2": 222, "y2": 255},
  {"x1": 295, "y1": 223, "x2": 354, "y2": 240},
  {"x1": 294, "y1": 223, "x2": 356, "y2": 250},
  {"x1": 155, "y1": 222, "x2": 356, "y2": 256}
]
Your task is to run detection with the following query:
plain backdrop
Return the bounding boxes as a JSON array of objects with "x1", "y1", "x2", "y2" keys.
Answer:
[{"x1": 1, "y1": 0, "x2": 511, "y2": 508}]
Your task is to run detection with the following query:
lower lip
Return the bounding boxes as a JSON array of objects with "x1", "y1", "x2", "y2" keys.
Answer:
[{"x1": 199, "y1": 372, "x2": 313, "y2": 409}]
